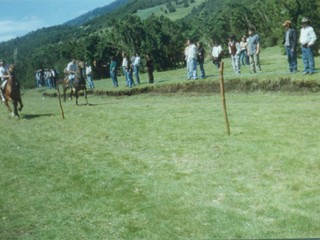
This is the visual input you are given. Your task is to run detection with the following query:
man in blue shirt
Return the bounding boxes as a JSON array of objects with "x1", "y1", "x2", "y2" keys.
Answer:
[{"x1": 247, "y1": 28, "x2": 261, "y2": 73}]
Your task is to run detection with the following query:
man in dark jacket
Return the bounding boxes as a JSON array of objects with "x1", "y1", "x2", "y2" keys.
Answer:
[{"x1": 282, "y1": 20, "x2": 297, "y2": 73}]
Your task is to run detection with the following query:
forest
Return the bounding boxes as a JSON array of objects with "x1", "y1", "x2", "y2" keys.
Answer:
[{"x1": 0, "y1": 0, "x2": 319, "y2": 88}]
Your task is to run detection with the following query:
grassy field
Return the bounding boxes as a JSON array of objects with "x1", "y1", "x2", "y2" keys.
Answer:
[
  {"x1": 1, "y1": 88, "x2": 320, "y2": 239},
  {"x1": 1, "y1": 45, "x2": 320, "y2": 239}
]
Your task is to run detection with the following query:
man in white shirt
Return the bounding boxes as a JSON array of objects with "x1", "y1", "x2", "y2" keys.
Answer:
[
  {"x1": 66, "y1": 59, "x2": 78, "y2": 85},
  {"x1": 86, "y1": 63, "x2": 95, "y2": 89},
  {"x1": 212, "y1": 41, "x2": 223, "y2": 70},
  {"x1": 185, "y1": 39, "x2": 198, "y2": 80},
  {"x1": 133, "y1": 53, "x2": 141, "y2": 84},
  {"x1": 299, "y1": 17, "x2": 317, "y2": 74}
]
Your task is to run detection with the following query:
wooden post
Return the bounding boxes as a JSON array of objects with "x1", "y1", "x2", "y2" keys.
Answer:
[
  {"x1": 219, "y1": 62, "x2": 230, "y2": 135},
  {"x1": 57, "y1": 84, "x2": 65, "y2": 120}
]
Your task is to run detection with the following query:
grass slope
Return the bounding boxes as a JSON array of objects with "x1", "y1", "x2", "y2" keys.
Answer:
[{"x1": 136, "y1": 0, "x2": 207, "y2": 21}]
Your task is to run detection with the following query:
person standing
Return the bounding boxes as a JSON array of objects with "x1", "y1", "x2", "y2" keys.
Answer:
[
  {"x1": 299, "y1": 17, "x2": 317, "y2": 75},
  {"x1": 185, "y1": 39, "x2": 198, "y2": 80},
  {"x1": 133, "y1": 53, "x2": 141, "y2": 84},
  {"x1": 86, "y1": 62, "x2": 95, "y2": 89},
  {"x1": 121, "y1": 52, "x2": 129, "y2": 86},
  {"x1": 239, "y1": 36, "x2": 248, "y2": 66},
  {"x1": 282, "y1": 20, "x2": 298, "y2": 73},
  {"x1": 197, "y1": 41, "x2": 206, "y2": 79},
  {"x1": 110, "y1": 56, "x2": 118, "y2": 87},
  {"x1": 211, "y1": 41, "x2": 223, "y2": 70},
  {"x1": 247, "y1": 28, "x2": 261, "y2": 73},
  {"x1": 146, "y1": 54, "x2": 154, "y2": 83},
  {"x1": 228, "y1": 36, "x2": 241, "y2": 74}
]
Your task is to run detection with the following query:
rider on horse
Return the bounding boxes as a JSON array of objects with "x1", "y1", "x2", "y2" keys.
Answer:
[
  {"x1": 0, "y1": 60, "x2": 9, "y2": 102},
  {"x1": 66, "y1": 59, "x2": 78, "y2": 87}
]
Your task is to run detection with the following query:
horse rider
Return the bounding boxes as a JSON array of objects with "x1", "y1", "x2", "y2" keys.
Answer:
[
  {"x1": 66, "y1": 59, "x2": 78, "y2": 87},
  {"x1": 0, "y1": 60, "x2": 9, "y2": 102}
]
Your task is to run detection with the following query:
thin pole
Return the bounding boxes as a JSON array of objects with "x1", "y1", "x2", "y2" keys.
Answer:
[
  {"x1": 57, "y1": 84, "x2": 65, "y2": 120},
  {"x1": 219, "y1": 62, "x2": 230, "y2": 135}
]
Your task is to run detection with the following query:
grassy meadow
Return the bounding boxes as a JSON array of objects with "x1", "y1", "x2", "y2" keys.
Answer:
[{"x1": 1, "y1": 46, "x2": 320, "y2": 239}]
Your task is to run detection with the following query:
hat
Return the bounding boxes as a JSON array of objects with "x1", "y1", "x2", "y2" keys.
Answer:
[
  {"x1": 282, "y1": 20, "x2": 291, "y2": 26},
  {"x1": 301, "y1": 17, "x2": 310, "y2": 23}
]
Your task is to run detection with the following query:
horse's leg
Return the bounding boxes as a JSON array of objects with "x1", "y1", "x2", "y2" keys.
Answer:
[
  {"x1": 4, "y1": 100, "x2": 12, "y2": 114},
  {"x1": 13, "y1": 101, "x2": 19, "y2": 118},
  {"x1": 75, "y1": 90, "x2": 79, "y2": 105},
  {"x1": 18, "y1": 97, "x2": 23, "y2": 111}
]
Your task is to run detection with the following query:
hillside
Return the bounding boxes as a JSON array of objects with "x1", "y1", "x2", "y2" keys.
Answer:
[{"x1": 64, "y1": 0, "x2": 129, "y2": 26}]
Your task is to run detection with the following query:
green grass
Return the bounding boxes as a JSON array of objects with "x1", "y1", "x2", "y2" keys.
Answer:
[
  {"x1": 1, "y1": 90, "x2": 320, "y2": 239},
  {"x1": 1, "y1": 45, "x2": 320, "y2": 239},
  {"x1": 136, "y1": 0, "x2": 207, "y2": 21}
]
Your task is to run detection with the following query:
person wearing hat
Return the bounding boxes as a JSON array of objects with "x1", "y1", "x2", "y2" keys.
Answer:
[
  {"x1": 299, "y1": 17, "x2": 317, "y2": 74},
  {"x1": 282, "y1": 20, "x2": 297, "y2": 73}
]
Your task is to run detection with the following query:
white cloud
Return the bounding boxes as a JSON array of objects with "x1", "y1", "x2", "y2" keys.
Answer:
[{"x1": 0, "y1": 17, "x2": 45, "y2": 42}]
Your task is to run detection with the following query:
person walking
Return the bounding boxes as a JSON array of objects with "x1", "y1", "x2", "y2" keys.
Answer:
[
  {"x1": 299, "y1": 17, "x2": 317, "y2": 75},
  {"x1": 282, "y1": 20, "x2": 298, "y2": 73},
  {"x1": 247, "y1": 28, "x2": 261, "y2": 73}
]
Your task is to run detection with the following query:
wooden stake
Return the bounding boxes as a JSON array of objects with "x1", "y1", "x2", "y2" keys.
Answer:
[
  {"x1": 219, "y1": 62, "x2": 230, "y2": 135},
  {"x1": 57, "y1": 84, "x2": 65, "y2": 120}
]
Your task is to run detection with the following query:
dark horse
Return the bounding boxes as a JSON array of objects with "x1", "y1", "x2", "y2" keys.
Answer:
[
  {"x1": 3, "y1": 64, "x2": 23, "y2": 118},
  {"x1": 62, "y1": 61, "x2": 88, "y2": 105}
]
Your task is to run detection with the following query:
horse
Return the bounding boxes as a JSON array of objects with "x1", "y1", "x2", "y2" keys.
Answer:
[
  {"x1": 3, "y1": 64, "x2": 23, "y2": 118},
  {"x1": 62, "y1": 61, "x2": 88, "y2": 105}
]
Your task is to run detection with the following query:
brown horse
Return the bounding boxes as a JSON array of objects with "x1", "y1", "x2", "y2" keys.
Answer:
[
  {"x1": 3, "y1": 64, "x2": 23, "y2": 118},
  {"x1": 62, "y1": 61, "x2": 88, "y2": 105}
]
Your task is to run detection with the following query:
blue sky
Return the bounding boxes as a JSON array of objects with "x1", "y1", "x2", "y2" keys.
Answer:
[{"x1": 0, "y1": 0, "x2": 115, "y2": 43}]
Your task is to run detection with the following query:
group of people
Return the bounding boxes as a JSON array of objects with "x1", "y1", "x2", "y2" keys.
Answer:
[
  {"x1": 185, "y1": 28, "x2": 262, "y2": 79},
  {"x1": 35, "y1": 68, "x2": 57, "y2": 89},
  {"x1": 283, "y1": 17, "x2": 317, "y2": 74},
  {"x1": 119, "y1": 52, "x2": 154, "y2": 88},
  {"x1": 185, "y1": 17, "x2": 317, "y2": 79}
]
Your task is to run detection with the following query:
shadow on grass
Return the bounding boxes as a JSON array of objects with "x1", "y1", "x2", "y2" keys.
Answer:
[{"x1": 22, "y1": 113, "x2": 55, "y2": 120}]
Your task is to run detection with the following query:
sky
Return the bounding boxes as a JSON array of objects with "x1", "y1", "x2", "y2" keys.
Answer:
[{"x1": 0, "y1": 0, "x2": 115, "y2": 43}]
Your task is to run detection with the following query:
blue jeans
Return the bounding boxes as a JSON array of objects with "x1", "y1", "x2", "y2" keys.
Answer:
[
  {"x1": 122, "y1": 67, "x2": 129, "y2": 86},
  {"x1": 285, "y1": 47, "x2": 297, "y2": 72},
  {"x1": 87, "y1": 74, "x2": 95, "y2": 88},
  {"x1": 198, "y1": 61, "x2": 205, "y2": 78},
  {"x1": 239, "y1": 49, "x2": 248, "y2": 65},
  {"x1": 187, "y1": 58, "x2": 197, "y2": 80},
  {"x1": 127, "y1": 70, "x2": 134, "y2": 87},
  {"x1": 133, "y1": 65, "x2": 140, "y2": 84},
  {"x1": 302, "y1": 46, "x2": 315, "y2": 74},
  {"x1": 110, "y1": 71, "x2": 118, "y2": 87}
]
